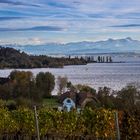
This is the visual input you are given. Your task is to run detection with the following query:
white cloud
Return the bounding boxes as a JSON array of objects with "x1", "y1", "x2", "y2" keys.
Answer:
[{"x1": 0, "y1": 0, "x2": 140, "y2": 43}]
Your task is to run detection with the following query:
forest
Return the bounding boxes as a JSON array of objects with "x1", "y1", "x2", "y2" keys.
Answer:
[
  {"x1": 0, "y1": 47, "x2": 87, "y2": 68},
  {"x1": 0, "y1": 46, "x2": 114, "y2": 69}
]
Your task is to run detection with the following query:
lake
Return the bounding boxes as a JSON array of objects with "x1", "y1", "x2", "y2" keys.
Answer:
[{"x1": 0, "y1": 61, "x2": 140, "y2": 91}]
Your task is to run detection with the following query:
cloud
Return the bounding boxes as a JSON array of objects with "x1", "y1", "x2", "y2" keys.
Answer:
[
  {"x1": 110, "y1": 24, "x2": 140, "y2": 28},
  {"x1": 0, "y1": 26, "x2": 64, "y2": 32},
  {"x1": 0, "y1": 0, "x2": 140, "y2": 43},
  {"x1": 28, "y1": 26, "x2": 64, "y2": 31},
  {"x1": 0, "y1": 17, "x2": 24, "y2": 21},
  {"x1": 115, "y1": 12, "x2": 140, "y2": 19},
  {"x1": 46, "y1": 1, "x2": 73, "y2": 9},
  {"x1": 0, "y1": 0, "x2": 40, "y2": 7},
  {"x1": 87, "y1": 13, "x2": 110, "y2": 19},
  {"x1": 23, "y1": 37, "x2": 47, "y2": 45}
]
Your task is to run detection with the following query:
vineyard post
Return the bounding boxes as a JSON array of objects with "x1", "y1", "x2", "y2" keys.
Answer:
[
  {"x1": 115, "y1": 111, "x2": 120, "y2": 140},
  {"x1": 34, "y1": 106, "x2": 40, "y2": 140}
]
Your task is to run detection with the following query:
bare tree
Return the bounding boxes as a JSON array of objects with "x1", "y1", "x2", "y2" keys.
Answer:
[{"x1": 57, "y1": 76, "x2": 68, "y2": 95}]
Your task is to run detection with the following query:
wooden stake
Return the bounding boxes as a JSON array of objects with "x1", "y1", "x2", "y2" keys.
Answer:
[
  {"x1": 34, "y1": 106, "x2": 40, "y2": 140},
  {"x1": 115, "y1": 111, "x2": 120, "y2": 140}
]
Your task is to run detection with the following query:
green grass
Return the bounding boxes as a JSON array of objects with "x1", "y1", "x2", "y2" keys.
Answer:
[{"x1": 43, "y1": 98, "x2": 60, "y2": 108}]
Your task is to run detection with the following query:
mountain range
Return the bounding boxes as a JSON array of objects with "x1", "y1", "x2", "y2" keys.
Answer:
[{"x1": 2, "y1": 37, "x2": 140, "y2": 55}]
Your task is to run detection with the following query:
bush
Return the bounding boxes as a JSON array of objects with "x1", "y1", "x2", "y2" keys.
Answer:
[
  {"x1": 6, "y1": 100, "x2": 17, "y2": 110},
  {"x1": 0, "y1": 99, "x2": 6, "y2": 108}
]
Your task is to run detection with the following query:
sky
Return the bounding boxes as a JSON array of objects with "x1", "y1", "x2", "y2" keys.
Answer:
[{"x1": 0, "y1": 0, "x2": 140, "y2": 45}]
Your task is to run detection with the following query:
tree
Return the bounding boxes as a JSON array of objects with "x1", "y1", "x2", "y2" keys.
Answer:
[
  {"x1": 117, "y1": 84, "x2": 140, "y2": 111},
  {"x1": 109, "y1": 56, "x2": 112, "y2": 62},
  {"x1": 0, "y1": 71, "x2": 42, "y2": 105},
  {"x1": 57, "y1": 76, "x2": 68, "y2": 95},
  {"x1": 97, "y1": 87, "x2": 114, "y2": 108},
  {"x1": 9, "y1": 70, "x2": 34, "y2": 99},
  {"x1": 97, "y1": 56, "x2": 101, "y2": 62},
  {"x1": 68, "y1": 55, "x2": 71, "y2": 59},
  {"x1": 87, "y1": 57, "x2": 91, "y2": 62},
  {"x1": 102, "y1": 56, "x2": 105, "y2": 63},
  {"x1": 36, "y1": 72, "x2": 55, "y2": 98},
  {"x1": 75, "y1": 84, "x2": 96, "y2": 94},
  {"x1": 0, "y1": 84, "x2": 11, "y2": 100},
  {"x1": 106, "y1": 56, "x2": 109, "y2": 63},
  {"x1": 100, "y1": 56, "x2": 103, "y2": 62}
]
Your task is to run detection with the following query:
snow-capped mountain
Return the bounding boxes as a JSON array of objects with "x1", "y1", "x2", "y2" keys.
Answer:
[{"x1": 1, "y1": 37, "x2": 140, "y2": 55}]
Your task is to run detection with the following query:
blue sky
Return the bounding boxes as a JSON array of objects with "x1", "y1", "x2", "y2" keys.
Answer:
[{"x1": 0, "y1": 0, "x2": 140, "y2": 45}]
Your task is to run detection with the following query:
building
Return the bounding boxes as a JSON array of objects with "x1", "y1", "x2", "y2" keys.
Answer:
[{"x1": 59, "y1": 91, "x2": 99, "y2": 111}]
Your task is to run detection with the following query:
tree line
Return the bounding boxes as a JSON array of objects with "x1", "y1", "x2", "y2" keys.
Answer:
[
  {"x1": 0, "y1": 71, "x2": 55, "y2": 107},
  {"x1": 0, "y1": 70, "x2": 140, "y2": 112},
  {"x1": 97, "y1": 56, "x2": 112, "y2": 63},
  {"x1": 0, "y1": 47, "x2": 114, "y2": 69},
  {"x1": 0, "y1": 47, "x2": 87, "y2": 69},
  {"x1": 72, "y1": 55, "x2": 113, "y2": 63}
]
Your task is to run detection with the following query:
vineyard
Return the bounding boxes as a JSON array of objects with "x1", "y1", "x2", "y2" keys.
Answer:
[{"x1": 0, "y1": 106, "x2": 139, "y2": 140}]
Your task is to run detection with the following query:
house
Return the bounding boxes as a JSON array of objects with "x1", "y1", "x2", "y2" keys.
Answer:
[
  {"x1": 62, "y1": 98, "x2": 76, "y2": 112},
  {"x1": 59, "y1": 91, "x2": 99, "y2": 111}
]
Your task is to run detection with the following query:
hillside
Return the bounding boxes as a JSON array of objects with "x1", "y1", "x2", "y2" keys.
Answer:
[
  {"x1": 0, "y1": 47, "x2": 87, "y2": 69},
  {"x1": 0, "y1": 47, "x2": 32, "y2": 68}
]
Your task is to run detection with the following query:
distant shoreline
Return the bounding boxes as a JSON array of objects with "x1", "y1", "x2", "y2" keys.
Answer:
[{"x1": 0, "y1": 61, "x2": 126, "y2": 70}]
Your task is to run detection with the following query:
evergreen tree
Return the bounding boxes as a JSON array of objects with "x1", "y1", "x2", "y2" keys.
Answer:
[
  {"x1": 100, "y1": 56, "x2": 103, "y2": 62},
  {"x1": 109, "y1": 56, "x2": 112, "y2": 62},
  {"x1": 97, "y1": 56, "x2": 101, "y2": 62},
  {"x1": 103, "y1": 56, "x2": 105, "y2": 63},
  {"x1": 106, "y1": 56, "x2": 109, "y2": 63}
]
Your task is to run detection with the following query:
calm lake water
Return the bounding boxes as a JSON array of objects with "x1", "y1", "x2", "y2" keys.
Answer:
[{"x1": 0, "y1": 61, "x2": 140, "y2": 91}]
